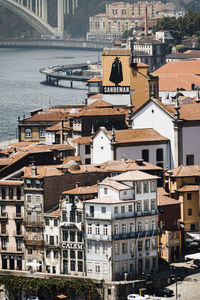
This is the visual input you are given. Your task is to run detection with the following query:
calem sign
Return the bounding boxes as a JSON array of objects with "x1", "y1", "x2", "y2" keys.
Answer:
[{"x1": 102, "y1": 52, "x2": 130, "y2": 94}]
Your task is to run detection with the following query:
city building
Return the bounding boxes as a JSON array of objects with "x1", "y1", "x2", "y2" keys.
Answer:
[
  {"x1": 43, "y1": 208, "x2": 60, "y2": 274},
  {"x1": 91, "y1": 127, "x2": 169, "y2": 168},
  {"x1": 0, "y1": 179, "x2": 24, "y2": 271},
  {"x1": 151, "y1": 60, "x2": 200, "y2": 103},
  {"x1": 102, "y1": 48, "x2": 159, "y2": 108},
  {"x1": 59, "y1": 185, "x2": 97, "y2": 276},
  {"x1": 131, "y1": 98, "x2": 200, "y2": 168},
  {"x1": 166, "y1": 165, "x2": 200, "y2": 233},
  {"x1": 84, "y1": 170, "x2": 159, "y2": 280},
  {"x1": 157, "y1": 187, "x2": 181, "y2": 263}
]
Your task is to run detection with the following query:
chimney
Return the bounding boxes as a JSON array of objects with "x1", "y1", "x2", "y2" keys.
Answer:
[
  {"x1": 31, "y1": 163, "x2": 37, "y2": 176},
  {"x1": 136, "y1": 158, "x2": 144, "y2": 166}
]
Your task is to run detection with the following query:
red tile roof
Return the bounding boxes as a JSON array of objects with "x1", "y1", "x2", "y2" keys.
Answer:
[
  {"x1": 72, "y1": 136, "x2": 91, "y2": 145},
  {"x1": 177, "y1": 185, "x2": 199, "y2": 192},
  {"x1": 168, "y1": 165, "x2": 200, "y2": 177},
  {"x1": 62, "y1": 184, "x2": 97, "y2": 195}
]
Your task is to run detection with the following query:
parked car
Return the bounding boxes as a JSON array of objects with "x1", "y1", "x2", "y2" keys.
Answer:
[
  {"x1": 154, "y1": 288, "x2": 174, "y2": 297},
  {"x1": 27, "y1": 296, "x2": 39, "y2": 300}
]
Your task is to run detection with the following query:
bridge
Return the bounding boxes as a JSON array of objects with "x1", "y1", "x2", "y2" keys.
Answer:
[{"x1": 0, "y1": 0, "x2": 78, "y2": 39}]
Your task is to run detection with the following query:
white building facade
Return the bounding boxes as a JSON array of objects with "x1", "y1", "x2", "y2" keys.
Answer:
[{"x1": 84, "y1": 170, "x2": 159, "y2": 281}]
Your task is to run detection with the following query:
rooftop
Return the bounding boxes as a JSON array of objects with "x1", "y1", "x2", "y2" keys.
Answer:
[
  {"x1": 109, "y1": 170, "x2": 159, "y2": 182},
  {"x1": 62, "y1": 184, "x2": 97, "y2": 195},
  {"x1": 168, "y1": 165, "x2": 200, "y2": 177}
]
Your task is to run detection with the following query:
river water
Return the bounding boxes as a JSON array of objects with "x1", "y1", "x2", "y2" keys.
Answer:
[{"x1": 0, "y1": 48, "x2": 99, "y2": 142}]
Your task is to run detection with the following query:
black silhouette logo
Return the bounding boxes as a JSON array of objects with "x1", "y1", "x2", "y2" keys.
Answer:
[{"x1": 109, "y1": 57, "x2": 123, "y2": 86}]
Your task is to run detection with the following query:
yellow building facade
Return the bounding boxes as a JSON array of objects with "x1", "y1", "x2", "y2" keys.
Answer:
[{"x1": 102, "y1": 48, "x2": 158, "y2": 107}]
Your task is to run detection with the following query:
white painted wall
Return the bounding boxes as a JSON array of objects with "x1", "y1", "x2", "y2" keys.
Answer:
[
  {"x1": 160, "y1": 90, "x2": 198, "y2": 104},
  {"x1": 92, "y1": 130, "x2": 113, "y2": 164},
  {"x1": 116, "y1": 143, "x2": 169, "y2": 168},
  {"x1": 45, "y1": 132, "x2": 55, "y2": 144},
  {"x1": 182, "y1": 126, "x2": 200, "y2": 165},
  {"x1": 132, "y1": 101, "x2": 174, "y2": 168}
]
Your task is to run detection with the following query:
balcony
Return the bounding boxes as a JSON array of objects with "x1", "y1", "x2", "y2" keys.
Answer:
[
  {"x1": 85, "y1": 234, "x2": 112, "y2": 241},
  {"x1": 113, "y1": 209, "x2": 159, "y2": 219},
  {"x1": 112, "y1": 230, "x2": 158, "y2": 240},
  {"x1": 23, "y1": 220, "x2": 44, "y2": 227},
  {"x1": 1, "y1": 246, "x2": 23, "y2": 253}
]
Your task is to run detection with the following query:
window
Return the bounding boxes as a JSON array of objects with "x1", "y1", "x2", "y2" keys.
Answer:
[
  {"x1": 39, "y1": 128, "x2": 45, "y2": 138},
  {"x1": 95, "y1": 243, "x2": 100, "y2": 254},
  {"x1": 95, "y1": 224, "x2": 100, "y2": 235},
  {"x1": 130, "y1": 241, "x2": 135, "y2": 253},
  {"x1": 25, "y1": 128, "x2": 32, "y2": 138},
  {"x1": 50, "y1": 236, "x2": 54, "y2": 245},
  {"x1": 152, "y1": 238, "x2": 156, "y2": 250},
  {"x1": 123, "y1": 191, "x2": 127, "y2": 195},
  {"x1": 85, "y1": 158, "x2": 91, "y2": 164},
  {"x1": 89, "y1": 206, "x2": 94, "y2": 217},
  {"x1": 70, "y1": 260, "x2": 75, "y2": 271},
  {"x1": 122, "y1": 223, "x2": 127, "y2": 234},
  {"x1": 103, "y1": 243, "x2": 107, "y2": 254},
  {"x1": 77, "y1": 232, "x2": 82, "y2": 242},
  {"x1": 101, "y1": 206, "x2": 106, "y2": 213},
  {"x1": 122, "y1": 242, "x2": 127, "y2": 254},
  {"x1": 1, "y1": 205, "x2": 6, "y2": 216},
  {"x1": 143, "y1": 181, "x2": 149, "y2": 193},
  {"x1": 151, "y1": 199, "x2": 156, "y2": 210},
  {"x1": 152, "y1": 219, "x2": 156, "y2": 230},
  {"x1": 63, "y1": 230, "x2": 68, "y2": 241},
  {"x1": 1, "y1": 187, "x2": 6, "y2": 200},
  {"x1": 121, "y1": 206, "x2": 125, "y2": 213},
  {"x1": 187, "y1": 193, "x2": 192, "y2": 200},
  {"x1": 156, "y1": 148, "x2": 163, "y2": 162},
  {"x1": 70, "y1": 250, "x2": 75, "y2": 259},
  {"x1": 138, "y1": 221, "x2": 142, "y2": 231},
  {"x1": 144, "y1": 200, "x2": 149, "y2": 212},
  {"x1": 130, "y1": 223, "x2": 135, "y2": 233},
  {"x1": 138, "y1": 240, "x2": 143, "y2": 251},
  {"x1": 137, "y1": 201, "x2": 141, "y2": 212},
  {"x1": 87, "y1": 242, "x2": 92, "y2": 253},
  {"x1": 136, "y1": 183, "x2": 141, "y2": 194},
  {"x1": 188, "y1": 208, "x2": 192, "y2": 216},
  {"x1": 45, "y1": 218, "x2": 49, "y2": 226},
  {"x1": 78, "y1": 261, "x2": 83, "y2": 272},
  {"x1": 88, "y1": 224, "x2": 92, "y2": 234},
  {"x1": 63, "y1": 250, "x2": 68, "y2": 258},
  {"x1": 85, "y1": 145, "x2": 90, "y2": 155},
  {"x1": 1, "y1": 238, "x2": 7, "y2": 250},
  {"x1": 16, "y1": 205, "x2": 21, "y2": 216},
  {"x1": 145, "y1": 239, "x2": 150, "y2": 251},
  {"x1": 104, "y1": 188, "x2": 108, "y2": 194},
  {"x1": 77, "y1": 212, "x2": 82, "y2": 223},
  {"x1": 36, "y1": 196, "x2": 40, "y2": 203},
  {"x1": 62, "y1": 211, "x2": 67, "y2": 222},
  {"x1": 95, "y1": 264, "x2": 100, "y2": 273},
  {"x1": 70, "y1": 231, "x2": 75, "y2": 242},
  {"x1": 128, "y1": 205, "x2": 132, "y2": 212},
  {"x1": 114, "y1": 207, "x2": 118, "y2": 214},
  {"x1": 142, "y1": 149, "x2": 149, "y2": 162},
  {"x1": 103, "y1": 263, "x2": 108, "y2": 274},
  {"x1": 114, "y1": 243, "x2": 119, "y2": 255},
  {"x1": 54, "y1": 219, "x2": 58, "y2": 226},
  {"x1": 78, "y1": 251, "x2": 82, "y2": 259},
  {"x1": 103, "y1": 225, "x2": 108, "y2": 235},
  {"x1": 9, "y1": 187, "x2": 13, "y2": 199},
  {"x1": 186, "y1": 154, "x2": 194, "y2": 166},
  {"x1": 1, "y1": 222, "x2": 6, "y2": 234},
  {"x1": 52, "y1": 266, "x2": 56, "y2": 274},
  {"x1": 150, "y1": 181, "x2": 156, "y2": 193},
  {"x1": 87, "y1": 262, "x2": 92, "y2": 273},
  {"x1": 27, "y1": 195, "x2": 31, "y2": 203},
  {"x1": 114, "y1": 224, "x2": 119, "y2": 235}
]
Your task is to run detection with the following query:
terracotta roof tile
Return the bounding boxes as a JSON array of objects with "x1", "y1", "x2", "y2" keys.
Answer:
[
  {"x1": 62, "y1": 156, "x2": 82, "y2": 164},
  {"x1": 100, "y1": 178, "x2": 130, "y2": 191},
  {"x1": 72, "y1": 136, "x2": 91, "y2": 145},
  {"x1": 88, "y1": 99, "x2": 113, "y2": 108},
  {"x1": 157, "y1": 194, "x2": 181, "y2": 206},
  {"x1": 157, "y1": 187, "x2": 169, "y2": 196},
  {"x1": 112, "y1": 128, "x2": 169, "y2": 144},
  {"x1": 0, "y1": 180, "x2": 23, "y2": 186},
  {"x1": 63, "y1": 184, "x2": 97, "y2": 195},
  {"x1": 100, "y1": 159, "x2": 162, "y2": 171},
  {"x1": 169, "y1": 165, "x2": 200, "y2": 177},
  {"x1": 84, "y1": 195, "x2": 128, "y2": 204},
  {"x1": 177, "y1": 185, "x2": 199, "y2": 192},
  {"x1": 88, "y1": 77, "x2": 102, "y2": 82},
  {"x1": 88, "y1": 94, "x2": 103, "y2": 100},
  {"x1": 110, "y1": 170, "x2": 159, "y2": 181}
]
